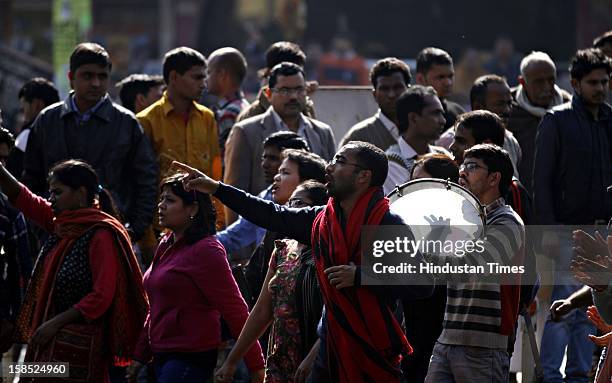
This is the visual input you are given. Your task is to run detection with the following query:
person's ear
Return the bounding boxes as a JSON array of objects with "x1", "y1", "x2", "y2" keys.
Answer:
[
  {"x1": 189, "y1": 202, "x2": 200, "y2": 220},
  {"x1": 518, "y1": 76, "x2": 526, "y2": 87},
  {"x1": 77, "y1": 186, "x2": 89, "y2": 208},
  {"x1": 265, "y1": 87, "x2": 272, "y2": 101},
  {"x1": 488, "y1": 171, "x2": 501, "y2": 188},
  {"x1": 570, "y1": 78, "x2": 580, "y2": 94},
  {"x1": 357, "y1": 169, "x2": 373, "y2": 187},
  {"x1": 415, "y1": 72, "x2": 426, "y2": 86},
  {"x1": 135, "y1": 93, "x2": 147, "y2": 109}
]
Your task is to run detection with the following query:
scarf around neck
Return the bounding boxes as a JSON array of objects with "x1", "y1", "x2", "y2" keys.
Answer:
[
  {"x1": 311, "y1": 187, "x2": 411, "y2": 383},
  {"x1": 515, "y1": 84, "x2": 566, "y2": 118}
]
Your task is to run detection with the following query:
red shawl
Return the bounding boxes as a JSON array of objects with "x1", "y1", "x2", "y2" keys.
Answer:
[
  {"x1": 15, "y1": 208, "x2": 148, "y2": 366},
  {"x1": 311, "y1": 187, "x2": 411, "y2": 383}
]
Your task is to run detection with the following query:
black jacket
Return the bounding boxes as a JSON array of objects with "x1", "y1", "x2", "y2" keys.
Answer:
[
  {"x1": 214, "y1": 183, "x2": 434, "y2": 301},
  {"x1": 23, "y1": 94, "x2": 159, "y2": 240},
  {"x1": 534, "y1": 96, "x2": 612, "y2": 225}
]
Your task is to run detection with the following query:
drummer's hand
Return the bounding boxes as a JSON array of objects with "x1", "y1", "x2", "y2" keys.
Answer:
[
  {"x1": 325, "y1": 262, "x2": 356, "y2": 289},
  {"x1": 424, "y1": 215, "x2": 451, "y2": 241},
  {"x1": 170, "y1": 161, "x2": 219, "y2": 194}
]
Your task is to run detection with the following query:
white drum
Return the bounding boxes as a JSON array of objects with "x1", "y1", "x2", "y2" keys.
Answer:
[{"x1": 387, "y1": 178, "x2": 485, "y2": 246}]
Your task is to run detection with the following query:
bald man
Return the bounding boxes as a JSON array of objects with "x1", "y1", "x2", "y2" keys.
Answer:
[{"x1": 206, "y1": 47, "x2": 250, "y2": 162}]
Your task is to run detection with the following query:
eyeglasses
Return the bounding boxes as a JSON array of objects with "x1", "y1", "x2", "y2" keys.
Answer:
[
  {"x1": 328, "y1": 157, "x2": 367, "y2": 170},
  {"x1": 288, "y1": 198, "x2": 311, "y2": 208},
  {"x1": 271, "y1": 86, "x2": 307, "y2": 96},
  {"x1": 459, "y1": 162, "x2": 489, "y2": 173}
]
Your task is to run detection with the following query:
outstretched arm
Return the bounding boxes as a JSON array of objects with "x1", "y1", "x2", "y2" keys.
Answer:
[{"x1": 171, "y1": 161, "x2": 320, "y2": 244}]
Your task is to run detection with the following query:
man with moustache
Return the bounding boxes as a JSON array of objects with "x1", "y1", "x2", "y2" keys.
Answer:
[
  {"x1": 469, "y1": 75, "x2": 522, "y2": 178},
  {"x1": 172, "y1": 141, "x2": 433, "y2": 383},
  {"x1": 535, "y1": 48, "x2": 612, "y2": 383},
  {"x1": 507, "y1": 51, "x2": 571, "y2": 195},
  {"x1": 383, "y1": 85, "x2": 449, "y2": 195},
  {"x1": 425, "y1": 144, "x2": 525, "y2": 383},
  {"x1": 23, "y1": 43, "x2": 157, "y2": 241},
  {"x1": 416, "y1": 47, "x2": 465, "y2": 132},
  {"x1": 224, "y1": 62, "x2": 335, "y2": 223},
  {"x1": 340, "y1": 57, "x2": 411, "y2": 151}
]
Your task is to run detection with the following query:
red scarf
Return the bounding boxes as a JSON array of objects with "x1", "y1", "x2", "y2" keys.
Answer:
[
  {"x1": 15, "y1": 208, "x2": 148, "y2": 365},
  {"x1": 312, "y1": 187, "x2": 411, "y2": 383}
]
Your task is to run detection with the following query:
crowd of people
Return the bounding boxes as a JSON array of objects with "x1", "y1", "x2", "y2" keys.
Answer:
[{"x1": 0, "y1": 29, "x2": 611, "y2": 383}]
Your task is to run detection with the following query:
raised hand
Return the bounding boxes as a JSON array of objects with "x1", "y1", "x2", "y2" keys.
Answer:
[{"x1": 170, "y1": 161, "x2": 220, "y2": 194}]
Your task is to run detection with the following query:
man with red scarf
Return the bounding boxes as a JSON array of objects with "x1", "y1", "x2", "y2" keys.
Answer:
[{"x1": 172, "y1": 141, "x2": 433, "y2": 383}]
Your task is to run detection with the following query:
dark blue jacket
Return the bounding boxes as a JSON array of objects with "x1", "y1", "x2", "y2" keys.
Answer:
[{"x1": 534, "y1": 96, "x2": 612, "y2": 225}]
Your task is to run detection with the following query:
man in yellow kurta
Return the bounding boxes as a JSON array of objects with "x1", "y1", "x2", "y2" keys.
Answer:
[{"x1": 137, "y1": 47, "x2": 224, "y2": 256}]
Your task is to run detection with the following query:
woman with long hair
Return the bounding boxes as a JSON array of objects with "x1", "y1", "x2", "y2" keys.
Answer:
[
  {"x1": 216, "y1": 180, "x2": 327, "y2": 383},
  {"x1": 128, "y1": 174, "x2": 265, "y2": 383},
  {"x1": 0, "y1": 159, "x2": 147, "y2": 382}
]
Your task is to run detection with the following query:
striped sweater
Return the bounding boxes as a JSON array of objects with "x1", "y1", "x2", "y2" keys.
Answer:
[{"x1": 437, "y1": 197, "x2": 525, "y2": 349}]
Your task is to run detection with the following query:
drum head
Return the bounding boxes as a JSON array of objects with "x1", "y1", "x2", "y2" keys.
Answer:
[{"x1": 388, "y1": 178, "x2": 485, "y2": 243}]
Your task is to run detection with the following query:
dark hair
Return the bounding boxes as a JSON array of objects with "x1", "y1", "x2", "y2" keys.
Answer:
[
  {"x1": 469, "y1": 74, "x2": 508, "y2": 109},
  {"x1": 416, "y1": 47, "x2": 453, "y2": 74},
  {"x1": 48, "y1": 159, "x2": 120, "y2": 219},
  {"x1": 160, "y1": 174, "x2": 216, "y2": 244},
  {"x1": 268, "y1": 62, "x2": 305, "y2": 89},
  {"x1": 69, "y1": 43, "x2": 112, "y2": 74},
  {"x1": 569, "y1": 48, "x2": 612, "y2": 81},
  {"x1": 263, "y1": 131, "x2": 309, "y2": 151},
  {"x1": 18, "y1": 77, "x2": 60, "y2": 106},
  {"x1": 163, "y1": 47, "x2": 207, "y2": 84},
  {"x1": 295, "y1": 180, "x2": 327, "y2": 206},
  {"x1": 345, "y1": 141, "x2": 388, "y2": 187},
  {"x1": 116, "y1": 74, "x2": 164, "y2": 113},
  {"x1": 464, "y1": 143, "x2": 513, "y2": 196},
  {"x1": 410, "y1": 153, "x2": 459, "y2": 182},
  {"x1": 210, "y1": 47, "x2": 248, "y2": 85},
  {"x1": 593, "y1": 30, "x2": 612, "y2": 49},
  {"x1": 0, "y1": 127, "x2": 14, "y2": 149},
  {"x1": 370, "y1": 57, "x2": 412, "y2": 88},
  {"x1": 396, "y1": 85, "x2": 438, "y2": 134},
  {"x1": 281, "y1": 149, "x2": 327, "y2": 183},
  {"x1": 456, "y1": 110, "x2": 505, "y2": 147},
  {"x1": 265, "y1": 41, "x2": 306, "y2": 70}
]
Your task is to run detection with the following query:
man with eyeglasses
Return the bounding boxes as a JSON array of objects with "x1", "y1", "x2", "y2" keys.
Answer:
[
  {"x1": 171, "y1": 141, "x2": 434, "y2": 382},
  {"x1": 224, "y1": 62, "x2": 335, "y2": 223},
  {"x1": 424, "y1": 144, "x2": 525, "y2": 383}
]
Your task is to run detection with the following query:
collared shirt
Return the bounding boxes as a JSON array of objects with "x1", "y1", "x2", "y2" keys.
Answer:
[
  {"x1": 270, "y1": 108, "x2": 310, "y2": 143},
  {"x1": 70, "y1": 94, "x2": 107, "y2": 124},
  {"x1": 137, "y1": 92, "x2": 221, "y2": 180},
  {"x1": 375, "y1": 109, "x2": 400, "y2": 141},
  {"x1": 383, "y1": 137, "x2": 449, "y2": 195},
  {"x1": 215, "y1": 91, "x2": 249, "y2": 157},
  {"x1": 216, "y1": 185, "x2": 272, "y2": 253}
]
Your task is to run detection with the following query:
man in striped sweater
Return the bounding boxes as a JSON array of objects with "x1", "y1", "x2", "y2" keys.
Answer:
[{"x1": 425, "y1": 144, "x2": 525, "y2": 382}]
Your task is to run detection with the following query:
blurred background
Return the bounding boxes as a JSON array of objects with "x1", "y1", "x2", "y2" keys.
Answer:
[{"x1": 0, "y1": 0, "x2": 611, "y2": 135}]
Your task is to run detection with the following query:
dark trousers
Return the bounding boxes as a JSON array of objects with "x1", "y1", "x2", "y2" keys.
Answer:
[
  {"x1": 402, "y1": 285, "x2": 447, "y2": 383},
  {"x1": 153, "y1": 350, "x2": 217, "y2": 383}
]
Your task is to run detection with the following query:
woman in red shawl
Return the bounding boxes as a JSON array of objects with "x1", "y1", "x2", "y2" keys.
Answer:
[{"x1": 0, "y1": 159, "x2": 147, "y2": 382}]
